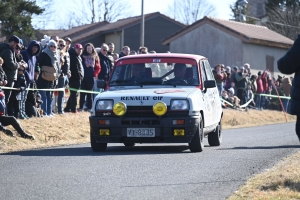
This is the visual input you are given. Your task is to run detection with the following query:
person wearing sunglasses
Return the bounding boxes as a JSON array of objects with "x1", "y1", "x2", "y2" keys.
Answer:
[
  {"x1": 54, "y1": 39, "x2": 71, "y2": 114},
  {"x1": 36, "y1": 40, "x2": 59, "y2": 117},
  {"x1": 64, "y1": 43, "x2": 84, "y2": 113},
  {"x1": 97, "y1": 43, "x2": 112, "y2": 82}
]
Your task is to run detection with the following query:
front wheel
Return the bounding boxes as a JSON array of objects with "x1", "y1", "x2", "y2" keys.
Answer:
[
  {"x1": 91, "y1": 134, "x2": 107, "y2": 152},
  {"x1": 189, "y1": 116, "x2": 204, "y2": 152},
  {"x1": 208, "y1": 120, "x2": 222, "y2": 146}
]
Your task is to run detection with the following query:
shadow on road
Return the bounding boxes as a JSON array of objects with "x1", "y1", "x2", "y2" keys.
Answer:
[
  {"x1": 2, "y1": 144, "x2": 209, "y2": 156},
  {"x1": 218, "y1": 145, "x2": 300, "y2": 150}
]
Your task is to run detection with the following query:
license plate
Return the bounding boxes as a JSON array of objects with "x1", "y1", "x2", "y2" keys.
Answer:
[{"x1": 127, "y1": 128, "x2": 155, "y2": 137}]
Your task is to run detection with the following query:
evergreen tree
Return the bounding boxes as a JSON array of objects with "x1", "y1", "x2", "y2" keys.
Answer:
[
  {"x1": 0, "y1": 0, "x2": 44, "y2": 40},
  {"x1": 230, "y1": 0, "x2": 256, "y2": 24}
]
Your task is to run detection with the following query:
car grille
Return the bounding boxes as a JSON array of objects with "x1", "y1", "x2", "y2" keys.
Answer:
[{"x1": 96, "y1": 106, "x2": 189, "y2": 117}]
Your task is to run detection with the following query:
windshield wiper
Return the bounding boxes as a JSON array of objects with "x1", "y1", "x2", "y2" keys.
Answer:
[
  {"x1": 138, "y1": 80, "x2": 162, "y2": 85},
  {"x1": 110, "y1": 79, "x2": 132, "y2": 84}
]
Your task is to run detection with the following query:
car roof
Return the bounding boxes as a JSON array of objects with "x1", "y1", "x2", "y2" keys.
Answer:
[{"x1": 118, "y1": 53, "x2": 207, "y2": 61}]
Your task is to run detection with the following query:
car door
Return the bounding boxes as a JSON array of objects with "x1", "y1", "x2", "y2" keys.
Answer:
[
  {"x1": 199, "y1": 61, "x2": 214, "y2": 127},
  {"x1": 201, "y1": 60, "x2": 219, "y2": 126}
]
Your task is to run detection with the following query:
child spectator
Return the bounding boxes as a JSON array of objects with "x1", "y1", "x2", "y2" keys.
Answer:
[
  {"x1": 228, "y1": 87, "x2": 241, "y2": 108},
  {"x1": 11, "y1": 64, "x2": 27, "y2": 119},
  {"x1": 25, "y1": 66, "x2": 42, "y2": 117},
  {"x1": 0, "y1": 57, "x2": 8, "y2": 88}
]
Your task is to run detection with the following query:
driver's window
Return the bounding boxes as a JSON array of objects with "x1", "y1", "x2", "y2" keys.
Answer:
[
  {"x1": 203, "y1": 60, "x2": 214, "y2": 80},
  {"x1": 201, "y1": 61, "x2": 207, "y2": 83}
]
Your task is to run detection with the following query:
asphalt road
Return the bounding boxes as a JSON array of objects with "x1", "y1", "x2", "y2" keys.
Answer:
[{"x1": 1, "y1": 123, "x2": 299, "y2": 200}]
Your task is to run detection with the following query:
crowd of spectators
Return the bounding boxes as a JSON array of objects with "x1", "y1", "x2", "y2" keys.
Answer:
[
  {"x1": 0, "y1": 35, "x2": 163, "y2": 121},
  {"x1": 216, "y1": 63, "x2": 292, "y2": 111},
  {"x1": 0, "y1": 34, "x2": 293, "y2": 138}
]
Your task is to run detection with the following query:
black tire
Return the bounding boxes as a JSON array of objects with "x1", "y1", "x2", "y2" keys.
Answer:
[
  {"x1": 124, "y1": 143, "x2": 135, "y2": 147},
  {"x1": 90, "y1": 134, "x2": 107, "y2": 152},
  {"x1": 208, "y1": 120, "x2": 222, "y2": 146},
  {"x1": 189, "y1": 116, "x2": 204, "y2": 152}
]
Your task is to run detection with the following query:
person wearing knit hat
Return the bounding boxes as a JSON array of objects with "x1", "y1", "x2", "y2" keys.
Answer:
[
  {"x1": 36, "y1": 39, "x2": 58, "y2": 117},
  {"x1": 47, "y1": 39, "x2": 57, "y2": 48}
]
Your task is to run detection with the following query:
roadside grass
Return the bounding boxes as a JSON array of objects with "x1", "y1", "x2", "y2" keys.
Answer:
[
  {"x1": 228, "y1": 151, "x2": 300, "y2": 200},
  {"x1": 0, "y1": 109, "x2": 299, "y2": 199}
]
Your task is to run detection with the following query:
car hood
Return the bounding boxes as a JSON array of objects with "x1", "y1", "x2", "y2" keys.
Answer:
[{"x1": 96, "y1": 87, "x2": 198, "y2": 106}]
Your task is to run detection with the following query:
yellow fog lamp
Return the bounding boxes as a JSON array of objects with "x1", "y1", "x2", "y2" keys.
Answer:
[
  {"x1": 99, "y1": 129, "x2": 110, "y2": 136},
  {"x1": 153, "y1": 102, "x2": 167, "y2": 116},
  {"x1": 174, "y1": 129, "x2": 185, "y2": 136},
  {"x1": 113, "y1": 102, "x2": 127, "y2": 116}
]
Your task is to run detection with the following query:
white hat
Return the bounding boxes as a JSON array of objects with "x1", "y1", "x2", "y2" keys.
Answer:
[{"x1": 228, "y1": 87, "x2": 234, "y2": 94}]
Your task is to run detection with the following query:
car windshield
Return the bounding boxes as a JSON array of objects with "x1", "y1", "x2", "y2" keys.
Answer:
[{"x1": 109, "y1": 62, "x2": 200, "y2": 86}]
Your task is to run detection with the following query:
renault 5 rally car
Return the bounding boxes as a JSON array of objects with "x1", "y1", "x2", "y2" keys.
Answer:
[{"x1": 89, "y1": 53, "x2": 223, "y2": 152}]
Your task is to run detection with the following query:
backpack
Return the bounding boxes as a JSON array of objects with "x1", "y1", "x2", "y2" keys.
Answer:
[{"x1": 0, "y1": 91, "x2": 5, "y2": 116}]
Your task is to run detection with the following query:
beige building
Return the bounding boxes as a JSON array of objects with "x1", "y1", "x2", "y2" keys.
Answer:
[{"x1": 162, "y1": 16, "x2": 293, "y2": 77}]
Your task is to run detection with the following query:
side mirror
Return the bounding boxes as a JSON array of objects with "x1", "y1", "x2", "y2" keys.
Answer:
[
  {"x1": 203, "y1": 80, "x2": 216, "y2": 93},
  {"x1": 204, "y1": 80, "x2": 216, "y2": 88},
  {"x1": 97, "y1": 80, "x2": 106, "y2": 89}
]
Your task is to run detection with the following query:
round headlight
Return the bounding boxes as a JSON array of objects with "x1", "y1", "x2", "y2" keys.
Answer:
[
  {"x1": 153, "y1": 102, "x2": 167, "y2": 116},
  {"x1": 113, "y1": 102, "x2": 127, "y2": 116}
]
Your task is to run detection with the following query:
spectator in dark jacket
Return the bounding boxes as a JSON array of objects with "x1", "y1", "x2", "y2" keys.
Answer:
[
  {"x1": 0, "y1": 36, "x2": 22, "y2": 106},
  {"x1": 80, "y1": 43, "x2": 100, "y2": 111},
  {"x1": 277, "y1": 34, "x2": 300, "y2": 142},
  {"x1": 64, "y1": 44, "x2": 84, "y2": 113},
  {"x1": 21, "y1": 40, "x2": 41, "y2": 85},
  {"x1": 235, "y1": 66, "x2": 249, "y2": 105},
  {"x1": 20, "y1": 40, "x2": 41, "y2": 118},
  {"x1": 119, "y1": 46, "x2": 130, "y2": 58},
  {"x1": 97, "y1": 43, "x2": 112, "y2": 81}
]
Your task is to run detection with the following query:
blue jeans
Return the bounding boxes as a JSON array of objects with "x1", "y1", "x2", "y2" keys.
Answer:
[
  {"x1": 281, "y1": 98, "x2": 289, "y2": 112},
  {"x1": 255, "y1": 93, "x2": 265, "y2": 109},
  {"x1": 39, "y1": 90, "x2": 53, "y2": 115},
  {"x1": 217, "y1": 83, "x2": 223, "y2": 96},
  {"x1": 57, "y1": 76, "x2": 68, "y2": 113}
]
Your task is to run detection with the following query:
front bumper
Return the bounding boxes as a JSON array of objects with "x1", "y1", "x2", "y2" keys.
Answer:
[{"x1": 89, "y1": 116, "x2": 199, "y2": 143}]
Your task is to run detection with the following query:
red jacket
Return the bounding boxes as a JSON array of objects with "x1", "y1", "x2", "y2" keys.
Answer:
[
  {"x1": 256, "y1": 78, "x2": 264, "y2": 93},
  {"x1": 93, "y1": 59, "x2": 101, "y2": 77}
]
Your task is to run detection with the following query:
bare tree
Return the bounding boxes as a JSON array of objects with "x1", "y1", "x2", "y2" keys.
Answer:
[
  {"x1": 266, "y1": 6, "x2": 300, "y2": 40},
  {"x1": 35, "y1": 0, "x2": 131, "y2": 29},
  {"x1": 168, "y1": 0, "x2": 215, "y2": 25},
  {"x1": 78, "y1": 0, "x2": 131, "y2": 23}
]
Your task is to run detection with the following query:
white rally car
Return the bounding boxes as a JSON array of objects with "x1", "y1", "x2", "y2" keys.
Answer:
[{"x1": 90, "y1": 53, "x2": 223, "y2": 152}]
